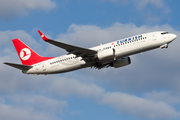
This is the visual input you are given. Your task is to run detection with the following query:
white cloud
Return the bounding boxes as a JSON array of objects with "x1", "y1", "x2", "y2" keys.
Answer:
[
  {"x1": 0, "y1": 30, "x2": 36, "y2": 46},
  {"x1": 134, "y1": 0, "x2": 164, "y2": 9},
  {"x1": 146, "y1": 91, "x2": 180, "y2": 104},
  {"x1": 101, "y1": 0, "x2": 129, "y2": 5},
  {"x1": 102, "y1": 0, "x2": 166, "y2": 9},
  {"x1": 102, "y1": 92, "x2": 179, "y2": 120},
  {"x1": 0, "y1": 0, "x2": 56, "y2": 19},
  {"x1": 8, "y1": 95, "x2": 68, "y2": 113},
  {"x1": 0, "y1": 104, "x2": 58, "y2": 120},
  {"x1": 16, "y1": 75, "x2": 179, "y2": 120},
  {"x1": 30, "y1": 77, "x2": 180, "y2": 120}
]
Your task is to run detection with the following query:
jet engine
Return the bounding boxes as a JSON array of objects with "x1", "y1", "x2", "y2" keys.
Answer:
[
  {"x1": 111, "y1": 57, "x2": 131, "y2": 68},
  {"x1": 96, "y1": 49, "x2": 116, "y2": 60}
]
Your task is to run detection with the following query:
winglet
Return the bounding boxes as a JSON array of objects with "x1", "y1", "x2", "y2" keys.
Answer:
[{"x1": 38, "y1": 30, "x2": 49, "y2": 41}]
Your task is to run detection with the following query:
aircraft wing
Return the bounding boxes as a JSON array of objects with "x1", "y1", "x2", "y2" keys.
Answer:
[{"x1": 38, "y1": 30, "x2": 97, "y2": 58}]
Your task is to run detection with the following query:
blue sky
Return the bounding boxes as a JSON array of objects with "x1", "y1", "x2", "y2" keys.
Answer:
[{"x1": 1, "y1": 0, "x2": 180, "y2": 120}]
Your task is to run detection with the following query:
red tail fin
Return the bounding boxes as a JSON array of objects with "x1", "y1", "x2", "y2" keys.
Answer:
[{"x1": 12, "y1": 38, "x2": 54, "y2": 65}]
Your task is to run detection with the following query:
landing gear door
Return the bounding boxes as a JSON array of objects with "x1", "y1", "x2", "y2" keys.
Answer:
[{"x1": 152, "y1": 33, "x2": 157, "y2": 41}]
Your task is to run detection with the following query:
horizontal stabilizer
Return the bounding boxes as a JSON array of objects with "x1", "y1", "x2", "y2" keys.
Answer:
[{"x1": 4, "y1": 62, "x2": 33, "y2": 70}]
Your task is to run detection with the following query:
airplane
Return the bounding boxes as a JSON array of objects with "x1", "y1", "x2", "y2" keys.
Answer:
[{"x1": 4, "y1": 30, "x2": 177, "y2": 75}]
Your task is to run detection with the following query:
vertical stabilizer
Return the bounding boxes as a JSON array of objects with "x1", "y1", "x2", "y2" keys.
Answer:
[{"x1": 12, "y1": 38, "x2": 54, "y2": 65}]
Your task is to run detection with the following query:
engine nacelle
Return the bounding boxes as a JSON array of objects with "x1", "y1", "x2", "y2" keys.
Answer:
[
  {"x1": 97, "y1": 49, "x2": 114, "y2": 60},
  {"x1": 112, "y1": 57, "x2": 131, "y2": 68}
]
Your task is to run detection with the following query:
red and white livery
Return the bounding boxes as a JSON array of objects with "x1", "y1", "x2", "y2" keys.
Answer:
[{"x1": 4, "y1": 30, "x2": 177, "y2": 75}]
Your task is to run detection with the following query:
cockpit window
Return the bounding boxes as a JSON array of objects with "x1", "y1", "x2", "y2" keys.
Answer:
[{"x1": 161, "y1": 32, "x2": 169, "y2": 35}]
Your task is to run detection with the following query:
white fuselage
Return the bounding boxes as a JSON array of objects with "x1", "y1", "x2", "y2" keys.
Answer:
[{"x1": 25, "y1": 31, "x2": 177, "y2": 75}]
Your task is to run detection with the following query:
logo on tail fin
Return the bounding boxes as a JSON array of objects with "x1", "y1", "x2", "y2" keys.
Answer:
[{"x1": 20, "y1": 48, "x2": 31, "y2": 60}]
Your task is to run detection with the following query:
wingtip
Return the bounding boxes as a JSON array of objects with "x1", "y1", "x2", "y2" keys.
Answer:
[
  {"x1": 12, "y1": 38, "x2": 20, "y2": 41},
  {"x1": 38, "y1": 30, "x2": 49, "y2": 41}
]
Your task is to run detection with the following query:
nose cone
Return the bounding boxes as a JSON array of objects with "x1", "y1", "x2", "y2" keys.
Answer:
[{"x1": 171, "y1": 34, "x2": 177, "y2": 40}]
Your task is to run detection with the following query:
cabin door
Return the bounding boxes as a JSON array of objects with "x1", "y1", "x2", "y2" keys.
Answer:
[{"x1": 152, "y1": 33, "x2": 157, "y2": 41}]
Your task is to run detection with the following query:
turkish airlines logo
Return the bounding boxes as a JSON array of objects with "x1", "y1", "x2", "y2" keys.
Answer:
[
  {"x1": 41, "y1": 34, "x2": 45, "y2": 38},
  {"x1": 20, "y1": 48, "x2": 31, "y2": 60}
]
